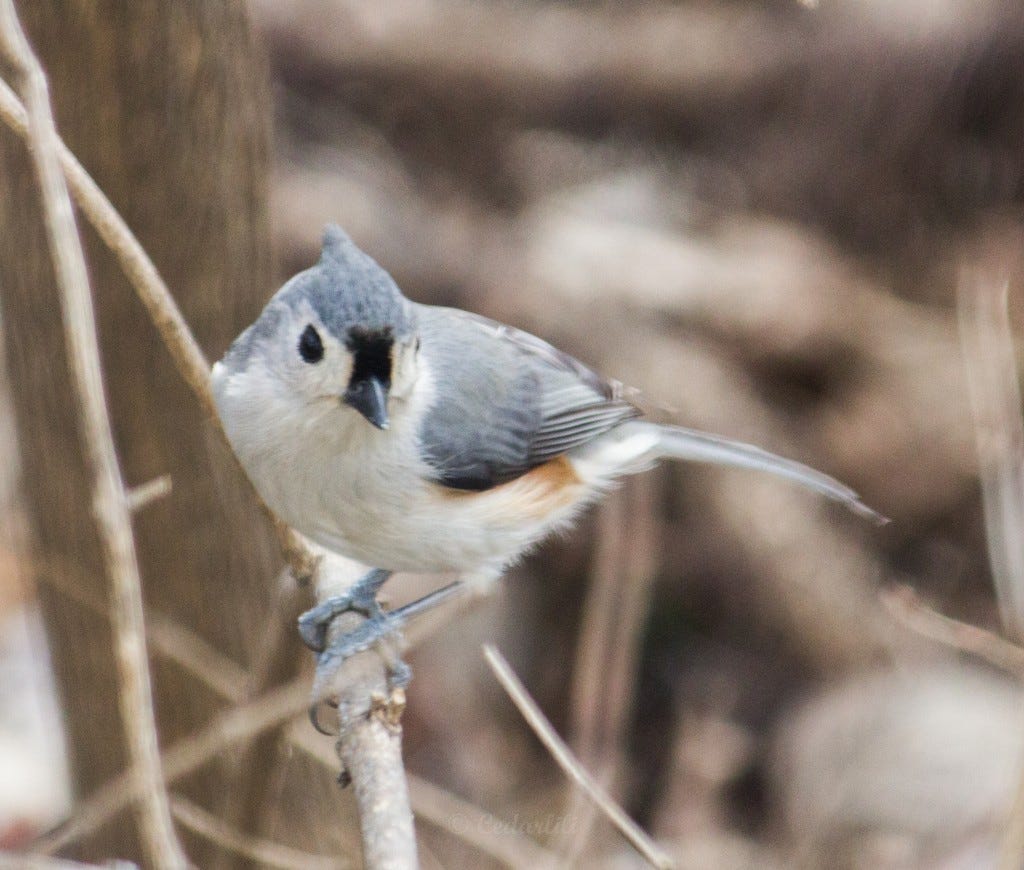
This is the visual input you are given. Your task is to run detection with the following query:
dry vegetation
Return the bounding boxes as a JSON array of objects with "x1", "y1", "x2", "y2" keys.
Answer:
[{"x1": 3, "y1": 0, "x2": 1024, "y2": 868}]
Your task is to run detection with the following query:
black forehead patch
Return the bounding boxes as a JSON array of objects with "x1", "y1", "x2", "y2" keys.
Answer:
[
  {"x1": 347, "y1": 325, "x2": 393, "y2": 347},
  {"x1": 348, "y1": 328, "x2": 394, "y2": 387}
]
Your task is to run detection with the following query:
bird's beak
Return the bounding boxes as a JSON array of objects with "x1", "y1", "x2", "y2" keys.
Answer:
[{"x1": 344, "y1": 375, "x2": 390, "y2": 430}]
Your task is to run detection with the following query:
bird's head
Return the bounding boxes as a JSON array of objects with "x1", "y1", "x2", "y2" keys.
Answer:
[{"x1": 214, "y1": 225, "x2": 419, "y2": 433}]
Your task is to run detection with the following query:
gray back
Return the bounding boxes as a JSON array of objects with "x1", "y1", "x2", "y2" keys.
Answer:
[{"x1": 416, "y1": 307, "x2": 640, "y2": 490}]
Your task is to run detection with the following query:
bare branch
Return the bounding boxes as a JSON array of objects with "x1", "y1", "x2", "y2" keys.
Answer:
[
  {"x1": 320, "y1": 600, "x2": 417, "y2": 870},
  {"x1": 0, "y1": 5, "x2": 185, "y2": 866},
  {"x1": 289, "y1": 723, "x2": 556, "y2": 869},
  {"x1": 561, "y1": 475, "x2": 660, "y2": 861},
  {"x1": 169, "y1": 794, "x2": 340, "y2": 870},
  {"x1": 957, "y1": 262, "x2": 1024, "y2": 641},
  {"x1": 35, "y1": 678, "x2": 310, "y2": 856},
  {"x1": 955, "y1": 247, "x2": 1024, "y2": 870},
  {"x1": 881, "y1": 585, "x2": 1024, "y2": 675},
  {"x1": 125, "y1": 475, "x2": 173, "y2": 513},
  {"x1": 482, "y1": 644, "x2": 675, "y2": 870}
]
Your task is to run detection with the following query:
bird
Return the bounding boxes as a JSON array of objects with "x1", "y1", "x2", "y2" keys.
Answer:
[{"x1": 212, "y1": 225, "x2": 882, "y2": 695}]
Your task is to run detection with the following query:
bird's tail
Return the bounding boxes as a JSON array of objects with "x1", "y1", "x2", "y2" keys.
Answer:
[{"x1": 601, "y1": 420, "x2": 886, "y2": 524}]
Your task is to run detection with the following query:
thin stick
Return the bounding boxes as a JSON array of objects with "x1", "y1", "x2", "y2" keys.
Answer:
[
  {"x1": 169, "y1": 794, "x2": 340, "y2": 870},
  {"x1": 482, "y1": 644, "x2": 674, "y2": 869},
  {"x1": 0, "y1": 77, "x2": 214, "y2": 417},
  {"x1": 957, "y1": 255, "x2": 1024, "y2": 870},
  {"x1": 958, "y1": 266, "x2": 1024, "y2": 642},
  {"x1": 0, "y1": 74, "x2": 308, "y2": 564},
  {"x1": 0, "y1": 6, "x2": 186, "y2": 867},
  {"x1": 326, "y1": 607, "x2": 417, "y2": 870},
  {"x1": 289, "y1": 723, "x2": 556, "y2": 869},
  {"x1": 35, "y1": 678, "x2": 310, "y2": 855},
  {"x1": 125, "y1": 474, "x2": 173, "y2": 513},
  {"x1": 562, "y1": 475, "x2": 660, "y2": 861},
  {"x1": 881, "y1": 584, "x2": 1024, "y2": 675}
]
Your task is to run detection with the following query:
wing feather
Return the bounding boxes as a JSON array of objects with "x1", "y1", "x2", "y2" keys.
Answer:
[{"x1": 416, "y1": 307, "x2": 640, "y2": 490}]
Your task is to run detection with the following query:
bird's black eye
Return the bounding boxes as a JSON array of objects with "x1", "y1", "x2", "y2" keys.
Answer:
[{"x1": 298, "y1": 324, "x2": 324, "y2": 363}]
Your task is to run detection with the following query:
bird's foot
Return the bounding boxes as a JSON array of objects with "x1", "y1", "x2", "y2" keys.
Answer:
[
  {"x1": 312, "y1": 606, "x2": 412, "y2": 696},
  {"x1": 302, "y1": 579, "x2": 467, "y2": 734},
  {"x1": 297, "y1": 567, "x2": 392, "y2": 652}
]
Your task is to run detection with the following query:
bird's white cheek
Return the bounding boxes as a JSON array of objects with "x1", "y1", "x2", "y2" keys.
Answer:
[{"x1": 390, "y1": 349, "x2": 420, "y2": 400}]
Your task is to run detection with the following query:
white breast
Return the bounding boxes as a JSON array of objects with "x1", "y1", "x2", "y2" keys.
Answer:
[{"x1": 213, "y1": 359, "x2": 609, "y2": 575}]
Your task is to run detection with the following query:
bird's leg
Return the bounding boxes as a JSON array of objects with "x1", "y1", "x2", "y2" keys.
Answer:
[
  {"x1": 303, "y1": 576, "x2": 466, "y2": 720},
  {"x1": 312, "y1": 580, "x2": 465, "y2": 680},
  {"x1": 297, "y1": 567, "x2": 392, "y2": 652}
]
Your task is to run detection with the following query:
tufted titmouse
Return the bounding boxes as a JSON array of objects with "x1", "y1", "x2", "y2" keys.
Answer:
[{"x1": 212, "y1": 226, "x2": 881, "y2": 690}]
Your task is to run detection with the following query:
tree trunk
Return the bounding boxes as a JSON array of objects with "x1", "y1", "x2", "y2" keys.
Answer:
[{"x1": 0, "y1": 1, "x2": 281, "y2": 862}]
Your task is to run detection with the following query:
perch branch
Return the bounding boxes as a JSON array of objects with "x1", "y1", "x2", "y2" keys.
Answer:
[
  {"x1": 288, "y1": 723, "x2": 557, "y2": 869},
  {"x1": 482, "y1": 644, "x2": 674, "y2": 869},
  {"x1": 320, "y1": 606, "x2": 418, "y2": 869},
  {"x1": 0, "y1": 4, "x2": 186, "y2": 867}
]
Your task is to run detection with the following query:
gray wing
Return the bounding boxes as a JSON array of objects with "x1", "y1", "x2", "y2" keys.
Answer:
[{"x1": 416, "y1": 306, "x2": 641, "y2": 491}]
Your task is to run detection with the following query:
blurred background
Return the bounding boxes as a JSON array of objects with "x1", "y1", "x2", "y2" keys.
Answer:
[{"x1": 2, "y1": 0, "x2": 1024, "y2": 867}]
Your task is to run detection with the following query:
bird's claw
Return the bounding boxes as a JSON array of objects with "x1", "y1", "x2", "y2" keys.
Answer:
[
  {"x1": 300, "y1": 576, "x2": 465, "y2": 736},
  {"x1": 307, "y1": 609, "x2": 412, "y2": 736},
  {"x1": 297, "y1": 567, "x2": 391, "y2": 652},
  {"x1": 313, "y1": 609, "x2": 408, "y2": 689}
]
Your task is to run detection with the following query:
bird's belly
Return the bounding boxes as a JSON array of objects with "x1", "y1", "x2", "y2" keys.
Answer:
[{"x1": 279, "y1": 453, "x2": 593, "y2": 574}]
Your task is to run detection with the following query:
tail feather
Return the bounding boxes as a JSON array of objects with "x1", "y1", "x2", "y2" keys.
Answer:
[{"x1": 626, "y1": 421, "x2": 886, "y2": 524}]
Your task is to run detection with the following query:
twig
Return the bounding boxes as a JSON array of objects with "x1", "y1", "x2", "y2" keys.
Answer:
[
  {"x1": 289, "y1": 723, "x2": 556, "y2": 869},
  {"x1": 0, "y1": 5, "x2": 186, "y2": 867},
  {"x1": 169, "y1": 794, "x2": 340, "y2": 870},
  {"x1": 881, "y1": 584, "x2": 1024, "y2": 675},
  {"x1": 0, "y1": 857, "x2": 133, "y2": 870},
  {"x1": 561, "y1": 475, "x2": 660, "y2": 861},
  {"x1": 35, "y1": 678, "x2": 310, "y2": 855},
  {"x1": 482, "y1": 644, "x2": 674, "y2": 869},
  {"x1": 324, "y1": 607, "x2": 417, "y2": 870},
  {"x1": 146, "y1": 613, "x2": 252, "y2": 702},
  {"x1": 958, "y1": 263, "x2": 1024, "y2": 642},
  {"x1": 125, "y1": 475, "x2": 173, "y2": 513},
  {"x1": 337, "y1": 695, "x2": 416, "y2": 870},
  {"x1": 0, "y1": 74, "x2": 308, "y2": 565},
  {"x1": 956, "y1": 250, "x2": 1024, "y2": 870},
  {"x1": 0, "y1": 77, "x2": 214, "y2": 418}
]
